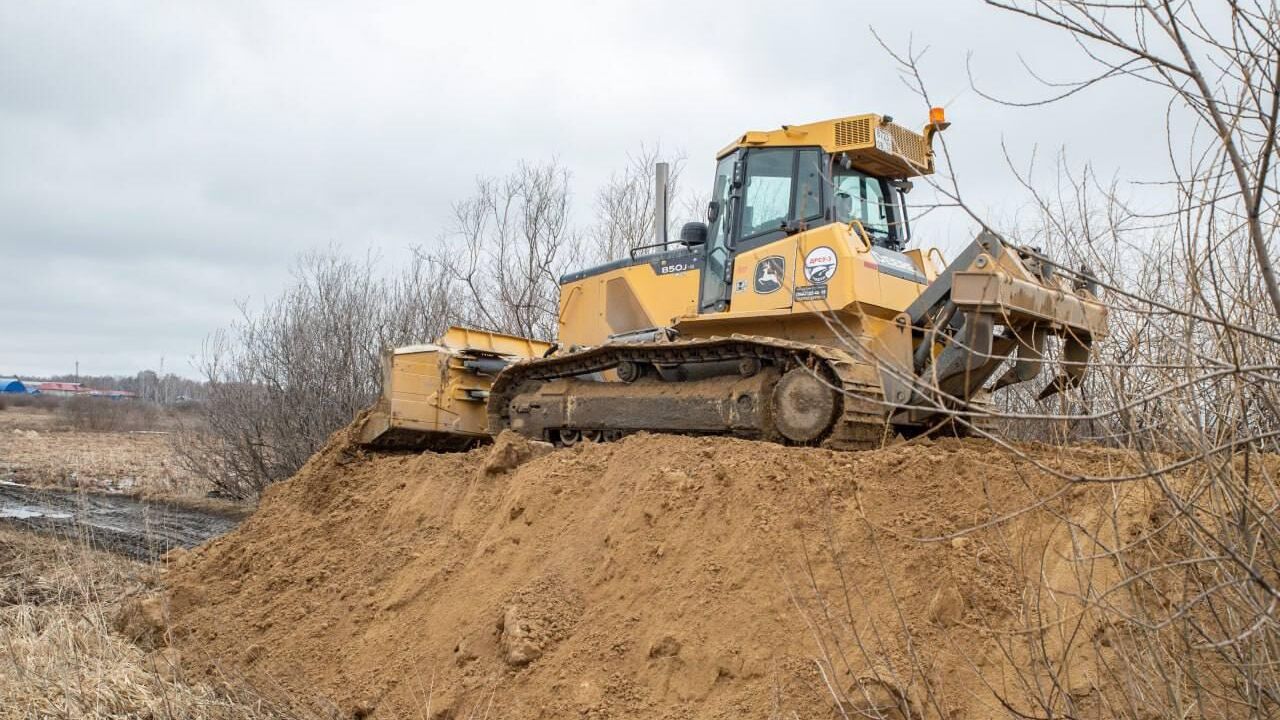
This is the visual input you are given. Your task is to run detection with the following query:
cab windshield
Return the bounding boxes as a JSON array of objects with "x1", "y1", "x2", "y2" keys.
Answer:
[{"x1": 833, "y1": 169, "x2": 896, "y2": 244}]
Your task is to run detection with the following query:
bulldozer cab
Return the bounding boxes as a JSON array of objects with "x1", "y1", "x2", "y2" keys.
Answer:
[{"x1": 697, "y1": 145, "x2": 910, "y2": 314}]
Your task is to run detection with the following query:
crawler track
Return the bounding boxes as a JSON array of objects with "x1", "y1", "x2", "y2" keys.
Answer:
[{"x1": 487, "y1": 335, "x2": 893, "y2": 450}]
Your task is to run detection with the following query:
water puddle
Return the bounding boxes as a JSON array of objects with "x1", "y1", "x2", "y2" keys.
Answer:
[
  {"x1": 0, "y1": 483, "x2": 243, "y2": 559},
  {"x1": 0, "y1": 506, "x2": 72, "y2": 520}
]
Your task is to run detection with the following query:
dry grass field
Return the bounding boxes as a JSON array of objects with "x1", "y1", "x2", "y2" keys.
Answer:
[
  {"x1": 0, "y1": 402, "x2": 294, "y2": 717},
  {"x1": 0, "y1": 526, "x2": 303, "y2": 719},
  {"x1": 0, "y1": 405, "x2": 207, "y2": 497}
]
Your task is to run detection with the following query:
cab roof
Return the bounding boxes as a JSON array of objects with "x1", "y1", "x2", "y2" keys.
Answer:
[{"x1": 716, "y1": 113, "x2": 938, "y2": 178}]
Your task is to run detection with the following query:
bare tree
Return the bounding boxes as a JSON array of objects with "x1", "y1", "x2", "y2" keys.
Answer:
[
  {"x1": 784, "y1": 4, "x2": 1280, "y2": 717},
  {"x1": 429, "y1": 160, "x2": 581, "y2": 341},
  {"x1": 175, "y1": 250, "x2": 460, "y2": 498},
  {"x1": 981, "y1": 0, "x2": 1280, "y2": 318},
  {"x1": 592, "y1": 145, "x2": 686, "y2": 261}
]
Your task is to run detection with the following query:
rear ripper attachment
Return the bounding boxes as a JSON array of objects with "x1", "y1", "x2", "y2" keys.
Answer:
[{"x1": 889, "y1": 231, "x2": 1109, "y2": 427}]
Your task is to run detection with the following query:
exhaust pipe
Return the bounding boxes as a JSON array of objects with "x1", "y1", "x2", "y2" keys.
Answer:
[{"x1": 654, "y1": 161, "x2": 669, "y2": 249}]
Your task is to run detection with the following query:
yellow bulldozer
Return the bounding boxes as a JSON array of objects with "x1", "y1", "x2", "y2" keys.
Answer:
[{"x1": 356, "y1": 109, "x2": 1108, "y2": 451}]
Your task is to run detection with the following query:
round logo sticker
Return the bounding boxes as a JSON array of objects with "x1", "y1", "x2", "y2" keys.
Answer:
[
  {"x1": 803, "y1": 246, "x2": 837, "y2": 284},
  {"x1": 753, "y1": 256, "x2": 786, "y2": 294}
]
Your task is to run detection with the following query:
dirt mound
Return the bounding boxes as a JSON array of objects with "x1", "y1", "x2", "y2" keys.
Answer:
[{"x1": 163, "y1": 429, "x2": 1165, "y2": 718}]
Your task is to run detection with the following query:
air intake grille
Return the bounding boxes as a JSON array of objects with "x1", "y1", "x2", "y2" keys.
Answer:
[
  {"x1": 887, "y1": 123, "x2": 927, "y2": 167},
  {"x1": 834, "y1": 118, "x2": 872, "y2": 147}
]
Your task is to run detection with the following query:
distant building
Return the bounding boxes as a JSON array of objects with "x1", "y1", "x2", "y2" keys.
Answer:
[
  {"x1": 37, "y1": 382, "x2": 83, "y2": 397},
  {"x1": 31, "y1": 382, "x2": 137, "y2": 399},
  {"x1": 0, "y1": 378, "x2": 28, "y2": 394},
  {"x1": 86, "y1": 389, "x2": 138, "y2": 400}
]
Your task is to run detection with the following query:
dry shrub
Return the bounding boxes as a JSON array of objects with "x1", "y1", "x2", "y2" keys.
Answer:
[
  {"x1": 174, "y1": 249, "x2": 460, "y2": 499},
  {"x1": 0, "y1": 528, "x2": 304, "y2": 719},
  {"x1": 4, "y1": 394, "x2": 62, "y2": 412},
  {"x1": 166, "y1": 399, "x2": 203, "y2": 417},
  {"x1": 803, "y1": 3, "x2": 1280, "y2": 716},
  {"x1": 60, "y1": 397, "x2": 160, "y2": 433}
]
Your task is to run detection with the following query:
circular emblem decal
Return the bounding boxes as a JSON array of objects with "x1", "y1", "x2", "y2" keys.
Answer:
[
  {"x1": 753, "y1": 256, "x2": 786, "y2": 294},
  {"x1": 803, "y1": 246, "x2": 837, "y2": 284}
]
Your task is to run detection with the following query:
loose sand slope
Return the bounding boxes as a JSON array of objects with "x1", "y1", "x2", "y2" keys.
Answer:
[{"x1": 164, "y1": 429, "x2": 1160, "y2": 718}]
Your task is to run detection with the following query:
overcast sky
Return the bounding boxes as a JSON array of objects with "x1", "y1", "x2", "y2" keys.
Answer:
[{"x1": 0, "y1": 1, "x2": 1171, "y2": 379}]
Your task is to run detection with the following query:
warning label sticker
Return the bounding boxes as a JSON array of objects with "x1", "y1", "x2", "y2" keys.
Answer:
[{"x1": 794, "y1": 285, "x2": 829, "y2": 302}]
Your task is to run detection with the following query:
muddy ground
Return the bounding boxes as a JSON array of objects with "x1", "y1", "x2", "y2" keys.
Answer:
[
  {"x1": 0, "y1": 482, "x2": 246, "y2": 560},
  {"x1": 0, "y1": 405, "x2": 243, "y2": 559}
]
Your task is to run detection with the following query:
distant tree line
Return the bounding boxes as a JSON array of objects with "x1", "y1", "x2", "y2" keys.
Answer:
[
  {"x1": 29, "y1": 371, "x2": 208, "y2": 403},
  {"x1": 130, "y1": 370, "x2": 208, "y2": 403}
]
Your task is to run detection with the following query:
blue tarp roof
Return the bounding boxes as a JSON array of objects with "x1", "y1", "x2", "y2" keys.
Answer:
[{"x1": 0, "y1": 378, "x2": 29, "y2": 393}]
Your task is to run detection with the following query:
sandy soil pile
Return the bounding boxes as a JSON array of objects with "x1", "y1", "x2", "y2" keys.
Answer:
[{"x1": 162, "y1": 428, "x2": 1166, "y2": 718}]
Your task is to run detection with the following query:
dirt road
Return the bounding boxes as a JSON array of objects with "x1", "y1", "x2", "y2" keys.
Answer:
[{"x1": 0, "y1": 482, "x2": 245, "y2": 560}]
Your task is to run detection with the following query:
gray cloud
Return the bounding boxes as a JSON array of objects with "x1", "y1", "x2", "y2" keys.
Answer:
[{"x1": 0, "y1": 0, "x2": 1175, "y2": 378}]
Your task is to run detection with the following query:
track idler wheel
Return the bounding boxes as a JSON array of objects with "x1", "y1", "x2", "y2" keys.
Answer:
[
  {"x1": 616, "y1": 360, "x2": 644, "y2": 383},
  {"x1": 770, "y1": 367, "x2": 841, "y2": 443}
]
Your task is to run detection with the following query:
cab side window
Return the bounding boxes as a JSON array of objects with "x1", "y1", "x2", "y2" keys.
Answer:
[
  {"x1": 795, "y1": 149, "x2": 822, "y2": 221},
  {"x1": 738, "y1": 148, "x2": 825, "y2": 244},
  {"x1": 740, "y1": 149, "x2": 794, "y2": 239},
  {"x1": 833, "y1": 168, "x2": 893, "y2": 240}
]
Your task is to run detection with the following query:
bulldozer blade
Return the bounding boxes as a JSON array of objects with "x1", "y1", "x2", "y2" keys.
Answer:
[{"x1": 358, "y1": 326, "x2": 553, "y2": 451}]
